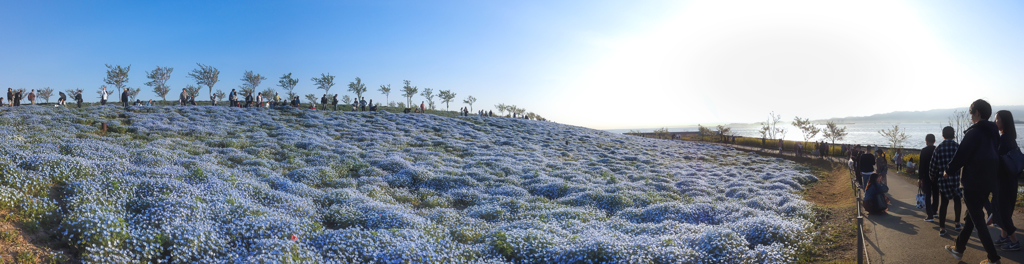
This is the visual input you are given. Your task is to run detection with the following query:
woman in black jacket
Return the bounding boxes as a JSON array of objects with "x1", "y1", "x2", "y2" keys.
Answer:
[
  {"x1": 992, "y1": 110, "x2": 1021, "y2": 250},
  {"x1": 943, "y1": 99, "x2": 1002, "y2": 263}
]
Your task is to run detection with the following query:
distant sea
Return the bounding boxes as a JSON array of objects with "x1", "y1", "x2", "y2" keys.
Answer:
[{"x1": 609, "y1": 123, "x2": 1024, "y2": 150}]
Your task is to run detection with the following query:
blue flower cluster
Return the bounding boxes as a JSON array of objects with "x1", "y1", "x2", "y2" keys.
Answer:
[{"x1": 0, "y1": 105, "x2": 818, "y2": 263}]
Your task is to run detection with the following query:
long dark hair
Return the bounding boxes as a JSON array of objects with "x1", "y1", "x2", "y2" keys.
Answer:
[
  {"x1": 996, "y1": 110, "x2": 1017, "y2": 139},
  {"x1": 865, "y1": 173, "x2": 880, "y2": 189}
]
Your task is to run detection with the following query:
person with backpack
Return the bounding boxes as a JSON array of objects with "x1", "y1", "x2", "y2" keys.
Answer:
[
  {"x1": 919, "y1": 134, "x2": 939, "y2": 222},
  {"x1": 862, "y1": 173, "x2": 889, "y2": 214},
  {"x1": 943, "y1": 99, "x2": 1002, "y2": 264},
  {"x1": 331, "y1": 94, "x2": 338, "y2": 111},
  {"x1": 75, "y1": 90, "x2": 83, "y2": 108},
  {"x1": 992, "y1": 110, "x2": 1021, "y2": 251},
  {"x1": 27, "y1": 89, "x2": 35, "y2": 105}
]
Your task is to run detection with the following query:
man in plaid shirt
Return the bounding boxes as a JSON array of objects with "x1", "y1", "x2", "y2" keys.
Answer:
[{"x1": 931, "y1": 126, "x2": 962, "y2": 236}]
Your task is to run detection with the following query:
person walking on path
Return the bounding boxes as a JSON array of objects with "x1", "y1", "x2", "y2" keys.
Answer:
[
  {"x1": 919, "y1": 134, "x2": 939, "y2": 222},
  {"x1": 943, "y1": 99, "x2": 1002, "y2": 264},
  {"x1": 859, "y1": 147, "x2": 876, "y2": 188},
  {"x1": 875, "y1": 149, "x2": 889, "y2": 185},
  {"x1": 894, "y1": 150, "x2": 904, "y2": 173},
  {"x1": 932, "y1": 126, "x2": 963, "y2": 236},
  {"x1": 992, "y1": 110, "x2": 1021, "y2": 251},
  {"x1": 27, "y1": 89, "x2": 35, "y2": 105},
  {"x1": 100, "y1": 87, "x2": 108, "y2": 105}
]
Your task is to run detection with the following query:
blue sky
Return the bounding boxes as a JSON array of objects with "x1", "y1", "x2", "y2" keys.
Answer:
[{"x1": 2, "y1": 1, "x2": 1023, "y2": 129}]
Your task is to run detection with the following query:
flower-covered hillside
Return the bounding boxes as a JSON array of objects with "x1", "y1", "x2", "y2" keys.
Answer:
[{"x1": 0, "y1": 105, "x2": 818, "y2": 263}]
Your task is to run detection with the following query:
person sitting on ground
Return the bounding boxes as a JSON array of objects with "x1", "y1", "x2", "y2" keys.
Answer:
[
  {"x1": 906, "y1": 157, "x2": 916, "y2": 174},
  {"x1": 352, "y1": 98, "x2": 358, "y2": 111},
  {"x1": 57, "y1": 91, "x2": 66, "y2": 106},
  {"x1": 862, "y1": 173, "x2": 890, "y2": 214}
]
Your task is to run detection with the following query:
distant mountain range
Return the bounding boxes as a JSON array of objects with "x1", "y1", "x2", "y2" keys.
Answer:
[{"x1": 819, "y1": 105, "x2": 1024, "y2": 124}]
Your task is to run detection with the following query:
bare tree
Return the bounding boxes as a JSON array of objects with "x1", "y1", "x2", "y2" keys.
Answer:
[
  {"x1": 104, "y1": 64, "x2": 131, "y2": 100},
  {"x1": 145, "y1": 66, "x2": 173, "y2": 102},
  {"x1": 342, "y1": 95, "x2": 351, "y2": 107},
  {"x1": 438, "y1": 90, "x2": 456, "y2": 111},
  {"x1": 822, "y1": 120, "x2": 848, "y2": 155},
  {"x1": 401, "y1": 80, "x2": 418, "y2": 107},
  {"x1": 463, "y1": 95, "x2": 477, "y2": 111},
  {"x1": 760, "y1": 111, "x2": 787, "y2": 150},
  {"x1": 792, "y1": 116, "x2": 821, "y2": 146},
  {"x1": 278, "y1": 73, "x2": 299, "y2": 100},
  {"x1": 378, "y1": 84, "x2": 391, "y2": 105},
  {"x1": 947, "y1": 109, "x2": 970, "y2": 142},
  {"x1": 347, "y1": 77, "x2": 366, "y2": 101},
  {"x1": 38, "y1": 87, "x2": 53, "y2": 103},
  {"x1": 188, "y1": 63, "x2": 220, "y2": 97},
  {"x1": 878, "y1": 124, "x2": 911, "y2": 151},
  {"x1": 420, "y1": 88, "x2": 435, "y2": 110}
]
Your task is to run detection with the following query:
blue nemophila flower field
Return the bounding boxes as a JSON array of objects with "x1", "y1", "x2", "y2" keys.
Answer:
[{"x1": 0, "y1": 105, "x2": 818, "y2": 263}]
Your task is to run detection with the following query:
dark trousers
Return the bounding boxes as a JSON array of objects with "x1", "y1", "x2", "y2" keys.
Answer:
[
  {"x1": 994, "y1": 175, "x2": 1018, "y2": 235},
  {"x1": 122, "y1": 101, "x2": 127, "y2": 108},
  {"x1": 100, "y1": 99, "x2": 106, "y2": 105},
  {"x1": 77, "y1": 101, "x2": 82, "y2": 108},
  {"x1": 956, "y1": 188, "x2": 1000, "y2": 262},
  {"x1": 939, "y1": 192, "x2": 962, "y2": 228},
  {"x1": 922, "y1": 178, "x2": 940, "y2": 217}
]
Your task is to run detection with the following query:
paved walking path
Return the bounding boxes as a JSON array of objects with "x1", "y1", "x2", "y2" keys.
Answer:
[
  {"x1": 713, "y1": 143, "x2": 1024, "y2": 263},
  {"x1": 865, "y1": 170, "x2": 1024, "y2": 264}
]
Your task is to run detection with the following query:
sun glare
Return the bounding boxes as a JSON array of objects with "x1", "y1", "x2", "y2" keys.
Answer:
[{"x1": 556, "y1": 0, "x2": 986, "y2": 129}]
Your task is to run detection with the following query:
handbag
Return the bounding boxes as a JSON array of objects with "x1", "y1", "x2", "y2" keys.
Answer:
[
  {"x1": 915, "y1": 187, "x2": 925, "y2": 209},
  {"x1": 1001, "y1": 147, "x2": 1024, "y2": 177}
]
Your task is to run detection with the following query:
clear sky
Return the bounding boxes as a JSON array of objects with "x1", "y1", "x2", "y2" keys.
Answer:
[{"x1": 2, "y1": 0, "x2": 1022, "y2": 130}]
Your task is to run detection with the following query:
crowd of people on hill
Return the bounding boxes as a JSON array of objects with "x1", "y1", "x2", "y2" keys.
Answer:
[{"x1": 847, "y1": 99, "x2": 1023, "y2": 264}]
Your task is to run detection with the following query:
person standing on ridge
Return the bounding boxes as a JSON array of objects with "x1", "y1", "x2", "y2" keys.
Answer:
[
  {"x1": 179, "y1": 88, "x2": 188, "y2": 106},
  {"x1": 121, "y1": 88, "x2": 129, "y2": 108},
  {"x1": 943, "y1": 99, "x2": 1002, "y2": 264},
  {"x1": 100, "y1": 86, "x2": 108, "y2": 105},
  {"x1": 75, "y1": 90, "x2": 83, "y2": 108},
  {"x1": 28, "y1": 89, "x2": 35, "y2": 105},
  {"x1": 331, "y1": 94, "x2": 338, "y2": 111},
  {"x1": 360, "y1": 97, "x2": 367, "y2": 111}
]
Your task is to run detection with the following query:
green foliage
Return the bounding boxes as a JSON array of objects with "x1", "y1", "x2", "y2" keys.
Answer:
[
  {"x1": 463, "y1": 95, "x2": 476, "y2": 111},
  {"x1": 278, "y1": 73, "x2": 300, "y2": 100},
  {"x1": 104, "y1": 64, "x2": 131, "y2": 99},
  {"x1": 378, "y1": 84, "x2": 391, "y2": 106},
  {"x1": 401, "y1": 80, "x2": 418, "y2": 107},
  {"x1": 438, "y1": 89, "x2": 456, "y2": 111},
  {"x1": 0, "y1": 230, "x2": 16, "y2": 243},
  {"x1": 420, "y1": 88, "x2": 435, "y2": 110},
  {"x1": 878, "y1": 124, "x2": 911, "y2": 150},
  {"x1": 312, "y1": 73, "x2": 336, "y2": 95},
  {"x1": 347, "y1": 77, "x2": 366, "y2": 100},
  {"x1": 189, "y1": 63, "x2": 221, "y2": 96},
  {"x1": 145, "y1": 66, "x2": 173, "y2": 101}
]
